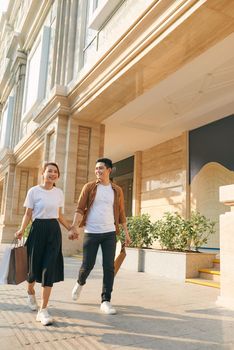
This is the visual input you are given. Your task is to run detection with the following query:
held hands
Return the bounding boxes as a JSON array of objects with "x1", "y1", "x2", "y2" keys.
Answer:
[{"x1": 68, "y1": 226, "x2": 79, "y2": 240}]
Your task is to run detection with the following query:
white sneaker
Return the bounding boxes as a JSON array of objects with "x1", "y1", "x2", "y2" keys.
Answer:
[
  {"x1": 72, "y1": 282, "x2": 83, "y2": 301},
  {"x1": 27, "y1": 294, "x2": 38, "y2": 311},
  {"x1": 100, "y1": 301, "x2": 117, "y2": 315},
  {"x1": 36, "y1": 308, "x2": 53, "y2": 326}
]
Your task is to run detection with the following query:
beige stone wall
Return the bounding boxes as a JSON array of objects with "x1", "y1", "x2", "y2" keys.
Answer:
[
  {"x1": 141, "y1": 133, "x2": 188, "y2": 221},
  {"x1": 191, "y1": 162, "x2": 234, "y2": 248}
]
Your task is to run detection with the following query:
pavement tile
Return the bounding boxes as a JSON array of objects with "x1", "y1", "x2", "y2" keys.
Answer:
[{"x1": 0, "y1": 249, "x2": 234, "y2": 349}]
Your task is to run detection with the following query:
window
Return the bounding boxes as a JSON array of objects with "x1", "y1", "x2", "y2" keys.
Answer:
[
  {"x1": 88, "y1": 0, "x2": 122, "y2": 30},
  {"x1": 93, "y1": 0, "x2": 99, "y2": 11},
  {"x1": 0, "y1": 96, "x2": 14, "y2": 150},
  {"x1": 22, "y1": 26, "x2": 51, "y2": 119}
]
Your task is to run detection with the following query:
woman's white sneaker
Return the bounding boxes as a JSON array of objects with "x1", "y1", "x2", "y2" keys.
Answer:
[
  {"x1": 27, "y1": 294, "x2": 38, "y2": 311},
  {"x1": 36, "y1": 308, "x2": 53, "y2": 326},
  {"x1": 100, "y1": 301, "x2": 117, "y2": 315},
  {"x1": 72, "y1": 282, "x2": 83, "y2": 301}
]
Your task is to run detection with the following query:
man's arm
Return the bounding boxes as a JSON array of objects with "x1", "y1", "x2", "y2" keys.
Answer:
[{"x1": 118, "y1": 187, "x2": 131, "y2": 246}]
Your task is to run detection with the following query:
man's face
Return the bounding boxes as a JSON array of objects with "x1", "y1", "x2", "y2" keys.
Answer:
[{"x1": 95, "y1": 162, "x2": 111, "y2": 182}]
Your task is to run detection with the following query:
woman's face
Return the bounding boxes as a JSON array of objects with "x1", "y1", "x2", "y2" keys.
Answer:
[{"x1": 42, "y1": 164, "x2": 59, "y2": 184}]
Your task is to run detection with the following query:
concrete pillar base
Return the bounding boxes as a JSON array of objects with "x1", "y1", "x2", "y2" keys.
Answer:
[{"x1": 216, "y1": 296, "x2": 234, "y2": 311}]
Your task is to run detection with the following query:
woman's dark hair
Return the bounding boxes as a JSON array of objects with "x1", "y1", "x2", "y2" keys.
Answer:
[
  {"x1": 42, "y1": 162, "x2": 60, "y2": 186},
  {"x1": 96, "y1": 158, "x2": 113, "y2": 169}
]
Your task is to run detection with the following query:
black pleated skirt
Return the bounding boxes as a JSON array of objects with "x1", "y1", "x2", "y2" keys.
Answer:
[{"x1": 25, "y1": 219, "x2": 64, "y2": 287}]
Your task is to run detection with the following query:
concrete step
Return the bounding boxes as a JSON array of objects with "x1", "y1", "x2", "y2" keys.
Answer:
[
  {"x1": 185, "y1": 278, "x2": 220, "y2": 289},
  {"x1": 213, "y1": 258, "x2": 220, "y2": 269},
  {"x1": 199, "y1": 268, "x2": 220, "y2": 282}
]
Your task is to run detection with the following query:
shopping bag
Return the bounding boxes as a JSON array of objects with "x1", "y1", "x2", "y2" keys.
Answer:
[
  {"x1": 114, "y1": 243, "x2": 126, "y2": 276},
  {"x1": 7, "y1": 241, "x2": 28, "y2": 285},
  {"x1": 0, "y1": 245, "x2": 12, "y2": 284}
]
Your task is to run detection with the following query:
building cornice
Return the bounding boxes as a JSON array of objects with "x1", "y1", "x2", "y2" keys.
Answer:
[
  {"x1": 12, "y1": 88, "x2": 70, "y2": 167},
  {"x1": 0, "y1": 149, "x2": 15, "y2": 177},
  {"x1": 33, "y1": 86, "x2": 70, "y2": 124},
  {"x1": 21, "y1": 0, "x2": 53, "y2": 52},
  {"x1": 68, "y1": 0, "x2": 234, "y2": 122}
]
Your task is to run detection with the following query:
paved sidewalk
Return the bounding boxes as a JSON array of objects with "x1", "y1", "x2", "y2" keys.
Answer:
[{"x1": 0, "y1": 247, "x2": 234, "y2": 350}]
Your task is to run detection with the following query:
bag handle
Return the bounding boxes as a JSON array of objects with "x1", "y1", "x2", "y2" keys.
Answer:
[
  {"x1": 11, "y1": 237, "x2": 25, "y2": 247},
  {"x1": 120, "y1": 242, "x2": 126, "y2": 252}
]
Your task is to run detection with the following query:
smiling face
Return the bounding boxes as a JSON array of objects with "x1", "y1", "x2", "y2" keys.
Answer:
[
  {"x1": 95, "y1": 162, "x2": 112, "y2": 184},
  {"x1": 42, "y1": 164, "x2": 60, "y2": 185}
]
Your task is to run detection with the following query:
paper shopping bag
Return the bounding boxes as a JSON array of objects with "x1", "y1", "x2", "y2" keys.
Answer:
[
  {"x1": 7, "y1": 245, "x2": 28, "y2": 285},
  {"x1": 0, "y1": 246, "x2": 12, "y2": 284},
  {"x1": 114, "y1": 243, "x2": 126, "y2": 276}
]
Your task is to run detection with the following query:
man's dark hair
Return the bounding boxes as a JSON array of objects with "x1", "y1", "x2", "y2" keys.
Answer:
[{"x1": 96, "y1": 158, "x2": 113, "y2": 169}]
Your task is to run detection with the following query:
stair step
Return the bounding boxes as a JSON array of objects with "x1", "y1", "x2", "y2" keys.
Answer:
[
  {"x1": 186, "y1": 278, "x2": 220, "y2": 289},
  {"x1": 199, "y1": 268, "x2": 220, "y2": 275},
  {"x1": 199, "y1": 268, "x2": 220, "y2": 281},
  {"x1": 213, "y1": 258, "x2": 220, "y2": 264}
]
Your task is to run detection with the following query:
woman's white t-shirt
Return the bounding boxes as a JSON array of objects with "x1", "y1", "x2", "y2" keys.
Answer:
[
  {"x1": 85, "y1": 183, "x2": 115, "y2": 233},
  {"x1": 24, "y1": 185, "x2": 64, "y2": 221}
]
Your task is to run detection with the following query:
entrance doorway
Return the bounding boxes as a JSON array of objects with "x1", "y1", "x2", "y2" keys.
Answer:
[{"x1": 112, "y1": 156, "x2": 134, "y2": 217}]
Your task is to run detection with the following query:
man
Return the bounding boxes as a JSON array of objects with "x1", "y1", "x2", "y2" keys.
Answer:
[{"x1": 69, "y1": 158, "x2": 131, "y2": 314}]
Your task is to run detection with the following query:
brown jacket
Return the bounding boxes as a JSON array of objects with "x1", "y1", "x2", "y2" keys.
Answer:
[{"x1": 75, "y1": 180, "x2": 126, "y2": 234}]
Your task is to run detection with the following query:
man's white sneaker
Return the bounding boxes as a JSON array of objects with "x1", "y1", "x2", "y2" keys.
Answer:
[
  {"x1": 36, "y1": 308, "x2": 53, "y2": 326},
  {"x1": 100, "y1": 301, "x2": 117, "y2": 315},
  {"x1": 72, "y1": 282, "x2": 83, "y2": 301},
  {"x1": 27, "y1": 294, "x2": 38, "y2": 311}
]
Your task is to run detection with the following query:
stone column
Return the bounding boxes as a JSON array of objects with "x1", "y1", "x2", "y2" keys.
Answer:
[
  {"x1": 52, "y1": 0, "x2": 79, "y2": 86},
  {"x1": 132, "y1": 151, "x2": 142, "y2": 216},
  {"x1": 181, "y1": 131, "x2": 190, "y2": 219},
  {"x1": 217, "y1": 184, "x2": 234, "y2": 310},
  {"x1": 0, "y1": 163, "x2": 17, "y2": 242},
  {"x1": 11, "y1": 51, "x2": 26, "y2": 147},
  {"x1": 54, "y1": 115, "x2": 104, "y2": 255}
]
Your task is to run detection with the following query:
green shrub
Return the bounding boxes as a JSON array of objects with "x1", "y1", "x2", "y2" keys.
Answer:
[
  {"x1": 154, "y1": 211, "x2": 216, "y2": 251},
  {"x1": 119, "y1": 213, "x2": 155, "y2": 248},
  {"x1": 185, "y1": 211, "x2": 216, "y2": 251},
  {"x1": 120, "y1": 211, "x2": 215, "y2": 251}
]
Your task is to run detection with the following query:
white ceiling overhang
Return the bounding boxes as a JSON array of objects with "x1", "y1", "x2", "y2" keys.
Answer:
[{"x1": 104, "y1": 33, "x2": 234, "y2": 162}]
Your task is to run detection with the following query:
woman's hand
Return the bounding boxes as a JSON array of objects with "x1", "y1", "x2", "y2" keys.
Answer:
[{"x1": 15, "y1": 229, "x2": 24, "y2": 240}]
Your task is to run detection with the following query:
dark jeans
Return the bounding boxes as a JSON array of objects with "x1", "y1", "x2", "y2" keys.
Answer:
[{"x1": 78, "y1": 231, "x2": 116, "y2": 302}]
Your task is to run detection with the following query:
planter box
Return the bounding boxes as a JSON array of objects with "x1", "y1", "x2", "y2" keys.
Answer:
[
  {"x1": 120, "y1": 247, "x2": 144, "y2": 272},
  {"x1": 120, "y1": 245, "x2": 216, "y2": 280}
]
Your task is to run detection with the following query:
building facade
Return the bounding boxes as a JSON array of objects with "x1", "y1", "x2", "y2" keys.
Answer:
[{"x1": 0, "y1": 0, "x2": 234, "y2": 254}]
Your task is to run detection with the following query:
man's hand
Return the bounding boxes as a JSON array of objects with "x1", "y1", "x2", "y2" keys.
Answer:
[{"x1": 125, "y1": 232, "x2": 132, "y2": 247}]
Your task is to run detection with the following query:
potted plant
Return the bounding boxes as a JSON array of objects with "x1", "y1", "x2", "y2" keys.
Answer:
[
  {"x1": 144, "y1": 211, "x2": 216, "y2": 280},
  {"x1": 118, "y1": 211, "x2": 217, "y2": 280}
]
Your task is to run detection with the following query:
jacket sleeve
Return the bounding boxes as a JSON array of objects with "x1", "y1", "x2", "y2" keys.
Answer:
[
  {"x1": 119, "y1": 187, "x2": 127, "y2": 224},
  {"x1": 75, "y1": 183, "x2": 89, "y2": 215}
]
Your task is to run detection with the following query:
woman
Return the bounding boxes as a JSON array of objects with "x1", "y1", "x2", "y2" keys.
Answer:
[{"x1": 15, "y1": 162, "x2": 77, "y2": 326}]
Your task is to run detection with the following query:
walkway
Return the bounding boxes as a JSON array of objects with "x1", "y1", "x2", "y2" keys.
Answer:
[{"x1": 0, "y1": 247, "x2": 234, "y2": 349}]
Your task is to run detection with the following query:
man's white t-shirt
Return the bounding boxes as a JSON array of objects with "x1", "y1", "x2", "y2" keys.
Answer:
[
  {"x1": 85, "y1": 183, "x2": 115, "y2": 233},
  {"x1": 24, "y1": 185, "x2": 64, "y2": 221}
]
